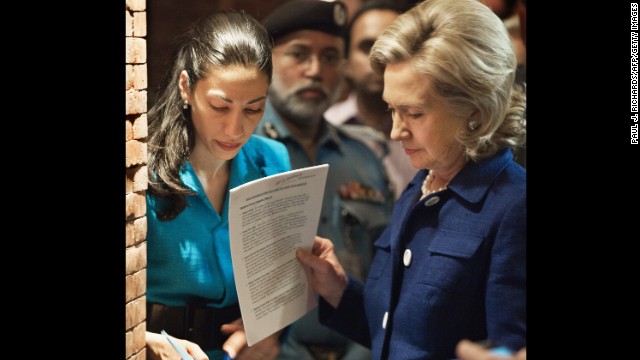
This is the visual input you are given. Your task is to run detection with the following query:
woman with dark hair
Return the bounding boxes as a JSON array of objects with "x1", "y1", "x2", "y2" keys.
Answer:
[
  {"x1": 296, "y1": 0, "x2": 526, "y2": 358},
  {"x1": 145, "y1": 10, "x2": 290, "y2": 360}
]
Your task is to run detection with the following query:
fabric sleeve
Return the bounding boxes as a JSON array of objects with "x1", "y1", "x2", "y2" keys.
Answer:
[
  {"x1": 485, "y1": 194, "x2": 527, "y2": 351},
  {"x1": 318, "y1": 274, "x2": 371, "y2": 348}
]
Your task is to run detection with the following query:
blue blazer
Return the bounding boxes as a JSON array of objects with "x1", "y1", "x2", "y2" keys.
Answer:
[{"x1": 319, "y1": 148, "x2": 526, "y2": 359}]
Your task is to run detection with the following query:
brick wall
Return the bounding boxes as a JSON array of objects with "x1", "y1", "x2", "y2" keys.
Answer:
[{"x1": 126, "y1": 0, "x2": 147, "y2": 359}]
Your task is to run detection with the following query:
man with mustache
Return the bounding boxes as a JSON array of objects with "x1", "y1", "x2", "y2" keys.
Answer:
[{"x1": 256, "y1": 1, "x2": 394, "y2": 359}]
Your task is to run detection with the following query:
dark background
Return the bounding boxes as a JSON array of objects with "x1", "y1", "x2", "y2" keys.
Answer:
[
  {"x1": 147, "y1": 0, "x2": 291, "y2": 105},
  {"x1": 16, "y1": 1, "x2": 634, "y2": 358}
]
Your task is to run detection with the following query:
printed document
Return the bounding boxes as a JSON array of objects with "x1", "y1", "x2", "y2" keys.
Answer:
[{"x1": 228, "y1": 164, "x2": 329, "y2": 346}]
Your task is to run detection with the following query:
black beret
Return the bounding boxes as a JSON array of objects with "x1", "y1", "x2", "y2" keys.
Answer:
[{"x1": 262, "y1": 0, "x2": 348, "y2": 42}]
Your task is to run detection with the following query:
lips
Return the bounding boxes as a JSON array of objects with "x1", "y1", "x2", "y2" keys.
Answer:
[
  {"x1": 298, "y1": 88, "x2": 325, "y2": 99},
  {"x1": 216, "y1": 140, "x2": 241, "y2": 152},
  {"x1": 404, "y1": 148, "x2": 418, "y2": 156}
]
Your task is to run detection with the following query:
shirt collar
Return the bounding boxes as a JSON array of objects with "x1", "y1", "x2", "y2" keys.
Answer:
[
  {"x1": 404, "y1": 148, "x2": 514, "y2": 204},
  {"x1": 179, "y1": 162, "x2": 201, "y2": 193},
  {"x1": 178, "y1": 136, "x2": 273, "y2": 193}
]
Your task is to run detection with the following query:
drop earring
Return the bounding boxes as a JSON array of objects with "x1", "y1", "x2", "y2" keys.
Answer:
[{"x1": 183, "y1": 100, "x2": 189, "y2": 110}]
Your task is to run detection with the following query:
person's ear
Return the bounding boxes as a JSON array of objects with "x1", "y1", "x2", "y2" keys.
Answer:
[{"x1": 178, "y1": 70, "x2": 191, "y2": 101}]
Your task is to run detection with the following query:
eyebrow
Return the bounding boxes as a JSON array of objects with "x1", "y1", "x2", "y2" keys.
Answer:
[
  {"x1": 382, "y1": 95, "x2": 395, "y2": 105},
  {"x1": 382, "y1": 100, "x2": 419, "y2": 110},
  {"x1": 247, "y1": 96, "x2": 267, "y2": 104},
  {"x1": 212, "y1": 93, "x2": 267, "y2": 105}
]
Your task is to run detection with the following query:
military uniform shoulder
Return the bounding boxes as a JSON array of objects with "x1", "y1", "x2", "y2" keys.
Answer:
[
  {"x1": 338, "y1": 124, "x2": 386, "y2": 142},
  {"x1": 337, "y1": 124, "x2": 388, "y2": 157}
]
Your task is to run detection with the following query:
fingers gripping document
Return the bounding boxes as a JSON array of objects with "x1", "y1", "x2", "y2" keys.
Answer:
[{"x1": 228, "y1": 164, "x2": 329, "y2": 346}]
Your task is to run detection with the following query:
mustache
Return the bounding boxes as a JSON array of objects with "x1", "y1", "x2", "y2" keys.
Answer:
[{"x1": 291, "y1": 82, "x2": 330, "y2": 98}]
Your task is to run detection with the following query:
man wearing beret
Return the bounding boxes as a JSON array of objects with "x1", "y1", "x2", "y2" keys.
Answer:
[{"x1": 256, "y1": 1, "x2": 394, "y2": 359}]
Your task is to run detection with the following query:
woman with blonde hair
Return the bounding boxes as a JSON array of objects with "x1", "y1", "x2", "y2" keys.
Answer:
[{"x1": 296, "y1": 0, "x2": 526, "y2": 358}]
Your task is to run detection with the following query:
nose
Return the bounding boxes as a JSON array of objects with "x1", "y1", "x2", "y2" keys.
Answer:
[
  {"x1": 225, "y1": 110, "x2": 244, "y2": 138},
  {"x1": 389, "y1": 113, "x2": 409, "y2": 141},
  {"x1": 302, "y1": 55, "x2": 322, "y2": 77}
]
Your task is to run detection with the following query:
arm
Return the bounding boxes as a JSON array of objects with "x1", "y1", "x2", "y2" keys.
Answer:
[
  {"x1": 485, "y1": 196, "x2": 527, "y2": 351},
  {"x1": 318, "y1": 275, "x2": 370, "y2": 347},
  {"x1": 146, "y1": 331, "x2": 209, "y2": 360},
  {"x1": 297, "y1": 236, "x2": 371, "y2": 347}
]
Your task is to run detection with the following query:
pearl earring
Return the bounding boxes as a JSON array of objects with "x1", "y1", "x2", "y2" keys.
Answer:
[{"x1": 183, "y1": 100, "x2": 189, "y2": 110}]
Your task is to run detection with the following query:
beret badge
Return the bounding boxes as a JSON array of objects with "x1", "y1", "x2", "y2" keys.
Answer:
[{"x1": 333, "y1": 2, "x2": 347, "y2": 27}]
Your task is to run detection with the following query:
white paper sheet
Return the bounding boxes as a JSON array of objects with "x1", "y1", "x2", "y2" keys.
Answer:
[{"x1": 228, "y1": 164, "x2": 329, "y2": 346}]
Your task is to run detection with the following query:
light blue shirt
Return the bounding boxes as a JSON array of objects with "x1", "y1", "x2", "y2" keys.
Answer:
[{"x1": 146, "y1": 135, "x2": 291, "y2": 308}]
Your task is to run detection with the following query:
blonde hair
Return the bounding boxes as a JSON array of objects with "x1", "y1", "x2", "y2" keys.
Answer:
[{"x1": 370, "y1": 0, "x2": 525, "y2": 161}]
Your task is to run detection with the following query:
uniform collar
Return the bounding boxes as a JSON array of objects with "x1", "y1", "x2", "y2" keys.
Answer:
[
  {"x1": 258, "y1": 101, "x2": 292, "y2": 141},
  {"x1": 258, "y1": 100, "x2": 343, "y2": 152}
]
